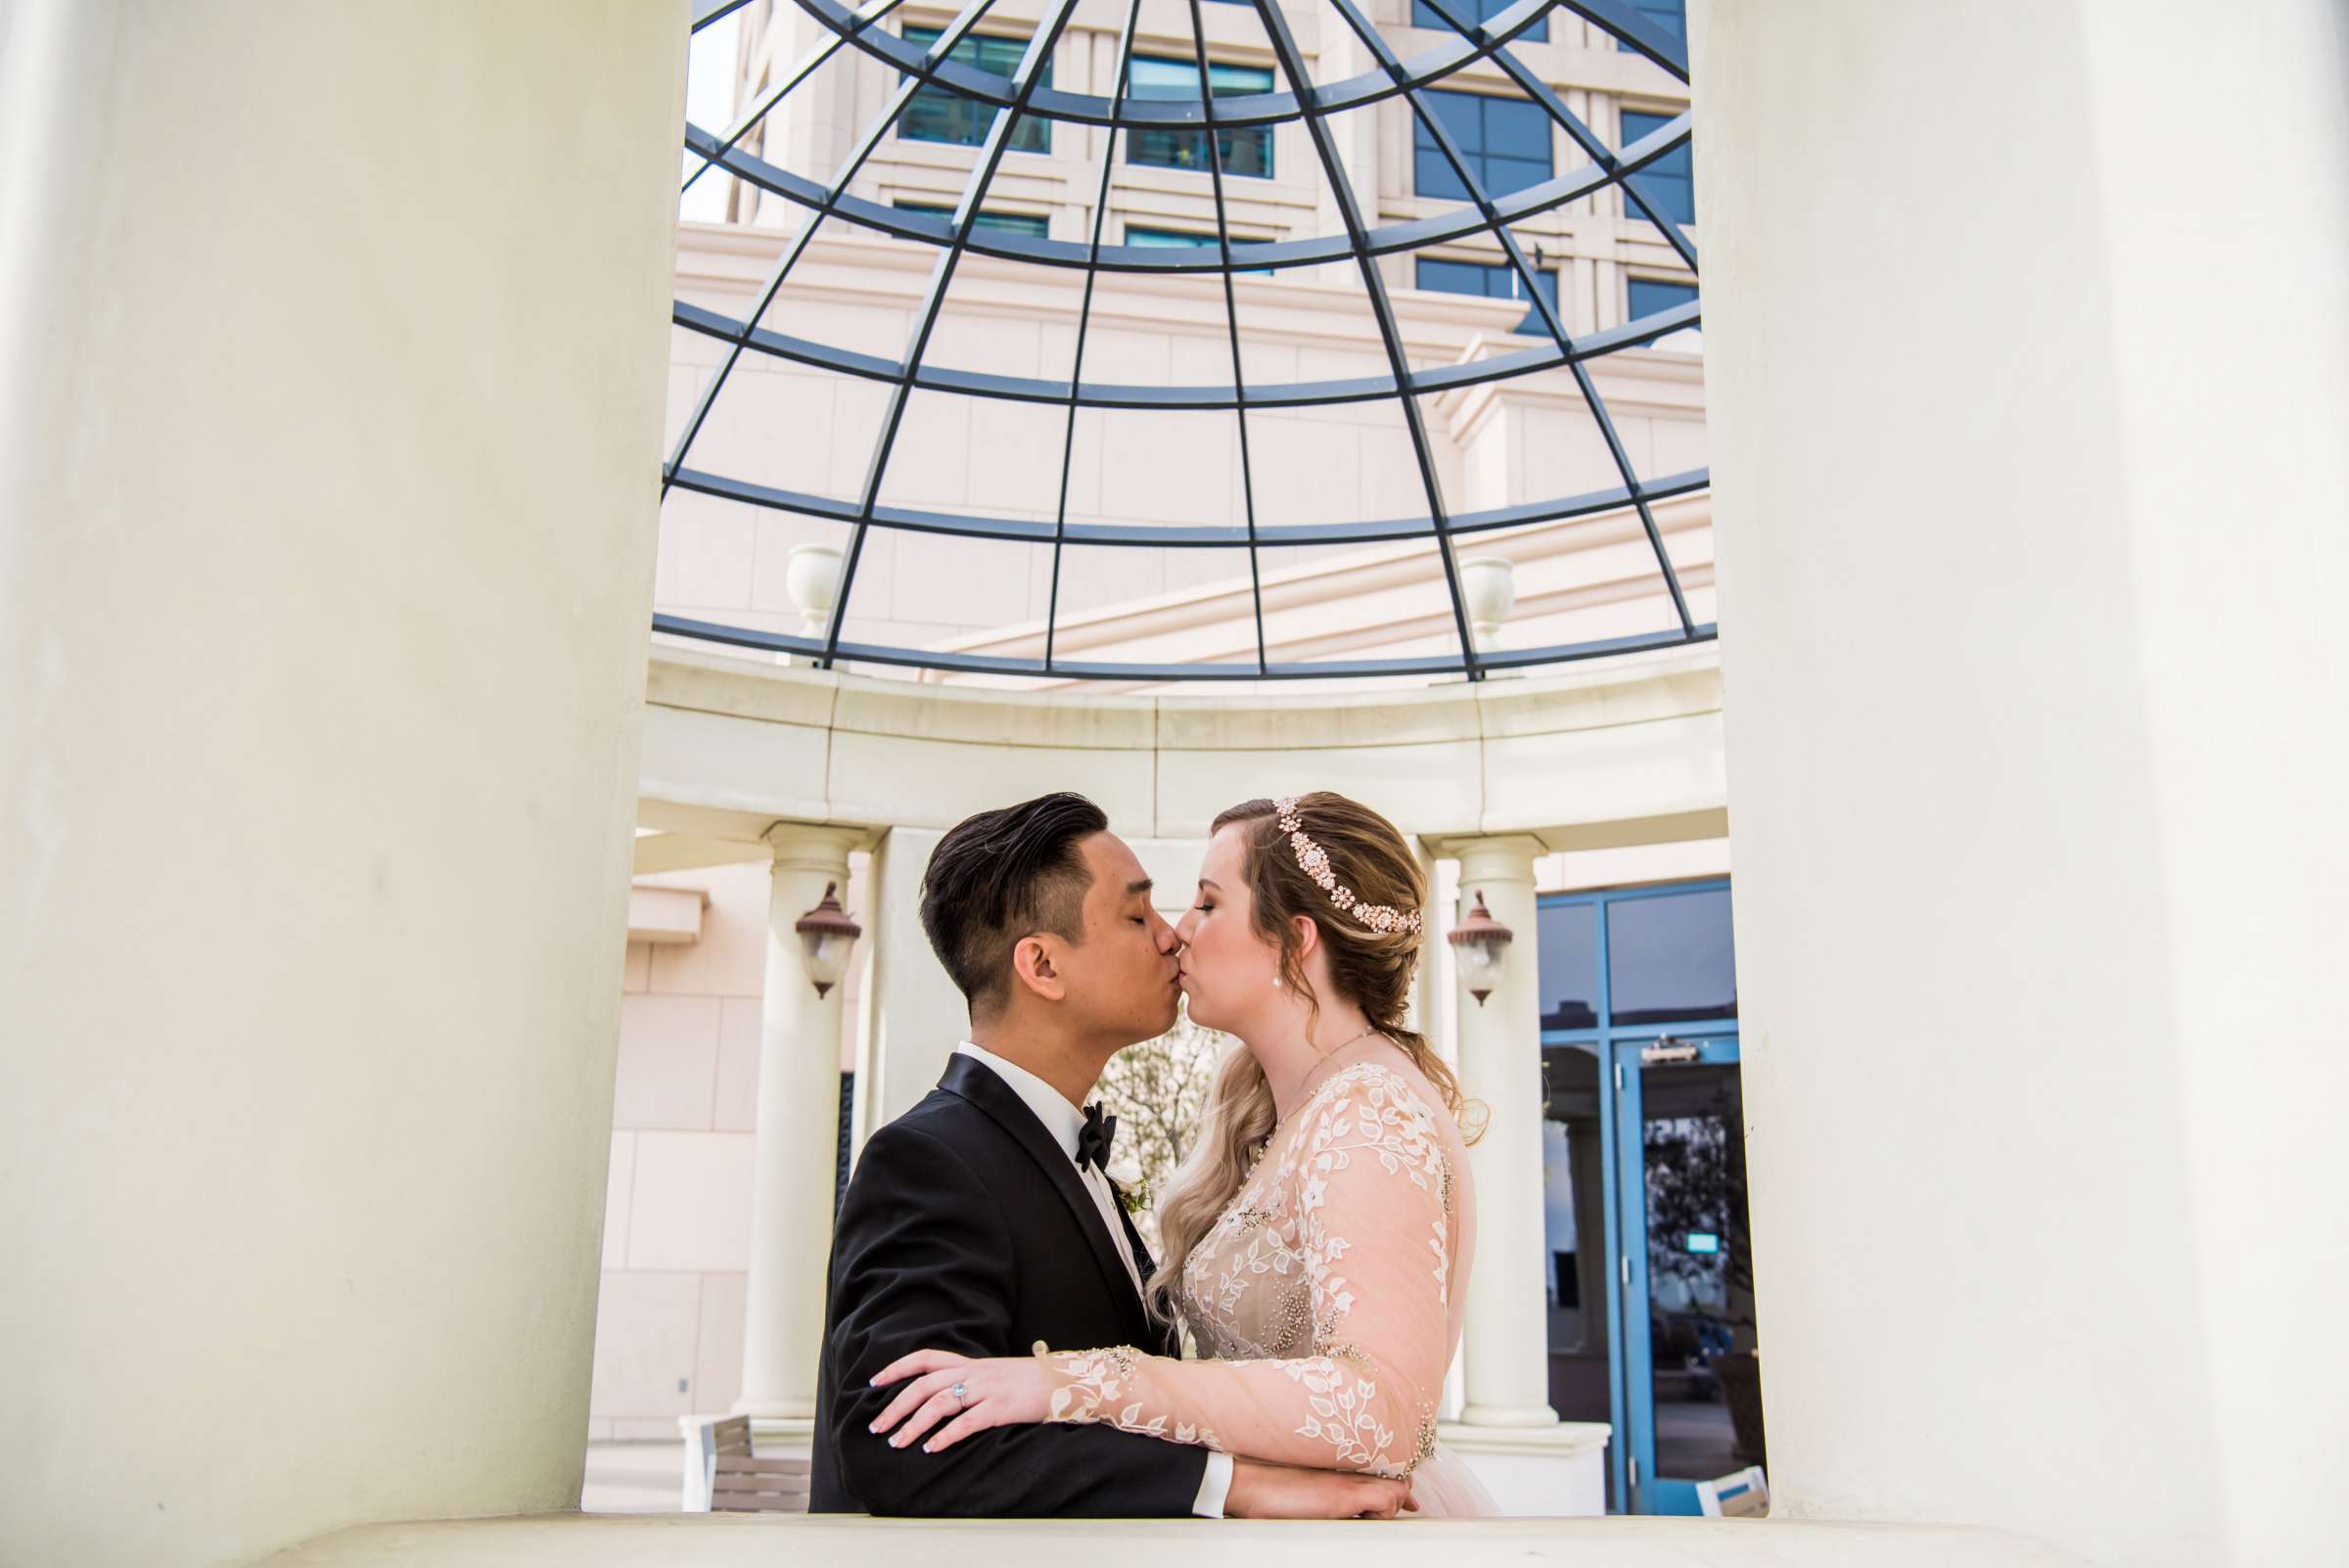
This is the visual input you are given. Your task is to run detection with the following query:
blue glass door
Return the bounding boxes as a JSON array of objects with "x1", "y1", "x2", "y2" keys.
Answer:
[
  {"x1": 1614, "y1": 1033, "x2": 1758, "y2": 1514},
  {"x1": 1539, "y1": 879, "x2": 1761, "y2": 1515}
]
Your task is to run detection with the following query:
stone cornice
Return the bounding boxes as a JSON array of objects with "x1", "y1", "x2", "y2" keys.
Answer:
[{"x1": 636, "y1": 646, "x2": 1727, "y2": 850}]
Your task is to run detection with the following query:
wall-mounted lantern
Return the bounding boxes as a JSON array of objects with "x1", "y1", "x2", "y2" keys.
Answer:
[
  {"x1": 794, "y1": 881, "x2": 862, "y2": 998},
  {"x1": 1448, "y1": 889, "x2": 1514, "y2": 1006}
]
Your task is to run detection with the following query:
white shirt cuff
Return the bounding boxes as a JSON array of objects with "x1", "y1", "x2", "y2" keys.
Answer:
[{"x1": 1191, "y1": 1450, "x2": 1234, "y2": 1518}]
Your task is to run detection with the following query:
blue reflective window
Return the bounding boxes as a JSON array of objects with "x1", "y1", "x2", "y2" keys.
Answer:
[
  {"x1": 893, "y1": 202, "x2": 1050, "y2": 237},
  {"x1": 1411, "y1": 0, "x2": 1546, "y2": 45},
  {"x1": 1619, "y1": 109, "x2": 1693, "y2": 226},
  {"x1": 1606, "y1": 888, "x2": 1736, "y2": 1025},
  {"x1": 1537, "y1": 900, "x2": 1600, "y2": 1032},
  {"x1": 1126, "y1": 58, "x2": 1275, "y2": 179},
  {"x1": 1614, "y1": 0, "x2": 1686, "y2": 53},
  {"x1": 1416, "y1": 255, "x2": 1558, "y2": 333},
  {"x1": 899, "y1": 27, "x2": 1051, "y2": 153},
  {"x1": 1414, "y1": 89, "x2": 1551, "y2": 200},
  {"x1": 1628, "y1": 276, "x2": 1696, "y2": 320}
]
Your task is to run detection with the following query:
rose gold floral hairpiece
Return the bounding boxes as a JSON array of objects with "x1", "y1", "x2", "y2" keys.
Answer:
[{"x1": 1273, "y1": 797, "x2": 1423, "y2": 937}]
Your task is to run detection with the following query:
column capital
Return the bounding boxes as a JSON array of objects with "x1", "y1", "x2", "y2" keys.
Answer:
[
  {"x1": 1431, "y1": 833, "x2": 1547, "y2": 883},
  {"x1": 760, "y1": 820, "x2": 863, "y2": 874}
]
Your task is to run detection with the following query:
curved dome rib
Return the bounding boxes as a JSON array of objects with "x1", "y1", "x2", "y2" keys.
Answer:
[{"x1": 664, "y1": 0, "x2": 1711, "y2": 684}]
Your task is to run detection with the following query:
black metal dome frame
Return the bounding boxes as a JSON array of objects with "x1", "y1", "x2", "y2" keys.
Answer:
[{"x1": 665, "y1": 0, "x2": 1708, "y2": 681}]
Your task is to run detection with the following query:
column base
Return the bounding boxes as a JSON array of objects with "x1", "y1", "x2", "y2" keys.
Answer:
[
  {"x1": 1438, "y1": 1420, "x2": 1610, "y2": 1516},
  {"x1": 1457, "y1": 1401, "x2": 1564, "y2": 1428}
]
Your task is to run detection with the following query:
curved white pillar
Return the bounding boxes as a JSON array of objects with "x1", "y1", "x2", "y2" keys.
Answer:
[
  {"x1": 0, "y1": 5, "x2": 683, "y2": 1561},
  {"x1": 1697, "y1": 2, "x2": 2349, "y2": 1560},
  {"x1": 734, "y1": 823, "x2": 860, "y2": 1420},
  {"x1": 1448, "y1": 835, "x2": 1560, "y2": 1429}
]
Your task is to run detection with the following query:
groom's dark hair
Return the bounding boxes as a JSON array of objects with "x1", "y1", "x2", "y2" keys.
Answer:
[{"x1": 921, "y1": 792, "x2": 1109, "y2": 1018}]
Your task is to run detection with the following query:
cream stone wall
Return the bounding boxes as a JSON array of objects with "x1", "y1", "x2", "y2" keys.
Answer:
[{"x1": 591, "y1": 860, "x2": 868, "y2": 1437}]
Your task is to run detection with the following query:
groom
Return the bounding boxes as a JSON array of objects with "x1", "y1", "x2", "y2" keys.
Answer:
[{"x1": 810, "y1": 792, "x2": 1407, "y2": 1518}]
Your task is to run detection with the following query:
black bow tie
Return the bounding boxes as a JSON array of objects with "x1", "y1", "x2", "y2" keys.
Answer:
[{"x1": 1077, "y1": 1101, "x2": 1118, "y2": 1175}]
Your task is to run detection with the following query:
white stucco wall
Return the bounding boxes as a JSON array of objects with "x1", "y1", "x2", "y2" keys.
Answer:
[
  {"x1": 1694, "y1": 2, "x2": 2349, "y2": 1564},
  {"x1": 0, "y1": 5, "x2": 684, "y2": 1564}
]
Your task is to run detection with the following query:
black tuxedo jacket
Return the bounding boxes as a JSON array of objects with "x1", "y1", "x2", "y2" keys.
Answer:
[{"x1": 809, "y1": 1050, "x2": 1207, "y2": 1516}]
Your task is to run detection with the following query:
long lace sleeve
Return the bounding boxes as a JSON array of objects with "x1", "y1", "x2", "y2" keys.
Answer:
[{"x1": 1037, "y1": 1067, "x2": 1454, "y2": 1477}]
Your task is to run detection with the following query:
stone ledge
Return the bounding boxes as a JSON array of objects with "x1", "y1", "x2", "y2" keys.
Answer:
[
  {"x1": 1438, "y1": 1419, "x2": 1612, "y2": 1459},
  {"x1": 261, "y1": 1512, "x2": 2091, "y2": 1568}
]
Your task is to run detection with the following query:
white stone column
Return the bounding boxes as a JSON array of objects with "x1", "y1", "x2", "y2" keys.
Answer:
[
  {"x1": 1696, "y1": 3, "x2": 2349, "y2": 1561},
  {"x1": 1447, "y1": 835, "x2": 1560, "y2": 1429},
  {"x1": 0, "y1": 6, "x2": 682, "y2": 1561},
  {"x1": 734, "y1": 823, "x2": 860, "y2": 1420},
  {"x1": 856, "y1": 824, "x2": 967, "y2": 1139}
]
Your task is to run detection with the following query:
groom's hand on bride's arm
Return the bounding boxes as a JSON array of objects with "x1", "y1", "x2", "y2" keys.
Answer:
[{"x1": 1224, "y1": 1460, "x2": 1413, "y2": 1520}]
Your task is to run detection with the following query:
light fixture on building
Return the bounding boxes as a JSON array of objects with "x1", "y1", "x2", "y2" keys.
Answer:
[
  {"x1": 1448, "y1": 890, "x2": 1513, "y2": 1006},
  {"x1": 1459, "y1": 556, "x2": 1518, "y2": 653},
  {"x1": 794, "y1": 881, "x2": 861, "y2": 998},
  {"x1": 778, "y1": 543, "x2": 844, "y2": 667}
]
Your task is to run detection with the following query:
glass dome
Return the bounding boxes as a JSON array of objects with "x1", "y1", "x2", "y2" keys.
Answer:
[{"x1": 667, "y1": 0, "x2": 1705, "y2": 685}]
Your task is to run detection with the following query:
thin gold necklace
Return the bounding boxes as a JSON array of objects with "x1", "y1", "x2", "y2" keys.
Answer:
[
  {"x1": 1290, "y1": 1023, "x2": 1381, "y2": 1105},
  {"x1": 1252, "y1": 1028, "x2": 1386, "y2": 1168}
]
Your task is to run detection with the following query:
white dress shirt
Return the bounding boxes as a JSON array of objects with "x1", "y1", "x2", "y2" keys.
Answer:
[{"x1": 954, "y1": 1040, "x2": 1234, "y2": 1519}]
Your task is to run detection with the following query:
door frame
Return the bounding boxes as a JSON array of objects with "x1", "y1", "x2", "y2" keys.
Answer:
[
  {"x1": 1611, "y1": 1028, "x2": 1742, "y2": 1516},
  {"x1": 1537, "y1": 878, "x2": 1740, "y2": 1515}
]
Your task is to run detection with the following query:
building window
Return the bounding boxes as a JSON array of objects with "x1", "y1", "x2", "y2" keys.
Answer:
[
  {"x1": 1411, "y1": 0, "x2": 1546, "y2": 44},
  {"x1": 1614, "y1": 0, "x2": 1685, "y2": 53},
  {"x1": 1618, "y1": 109, "x2": 1693, "y2": 226},
  {"x1": 1126, "y1": 225, "x2": 1272, "y2": 275},
  {"x1": 1416, "y1": 255, "x2": 1558, "y2": 333},
  {"x1": 1414, "y1": 89, "x2": 1552, "y2": 201},
  {"x1": 1126, "y1": 57, "x2": 1275, "y2": 179},
  {"x1": 898, "y1": 26, "x2": 1052, "y2": 153},
  {"x1": 1537, "y1": 881, "x2": 1736, "y2": 1035},
  {"x1": 893, "y1": 202, "x2": 1050, "y2": 237},
  {"x1": 1627, "y1": 277, "x2": 1696, "y2": 319},
  {"x1": 1604, "y1": 886, "x2": 1736, "y2": 1024},
  {"x1": 1626, "y1": 276, "x2": 1700, "y2": 351}
]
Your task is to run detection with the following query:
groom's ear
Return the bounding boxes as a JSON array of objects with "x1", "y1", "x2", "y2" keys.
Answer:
[{"x1": 1009, "y1": 933, "x2": 1068, "y2": 1004}]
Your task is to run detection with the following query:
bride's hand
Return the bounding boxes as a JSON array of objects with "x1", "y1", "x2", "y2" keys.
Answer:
[{"x1": 866, "y1": 1349, "x2": 1051, "y2": 1453}]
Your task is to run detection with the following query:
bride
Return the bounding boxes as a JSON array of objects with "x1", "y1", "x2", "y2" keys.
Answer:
[{"x1": 867, "y1": 792, "x2": 1498, "y2": 1517}]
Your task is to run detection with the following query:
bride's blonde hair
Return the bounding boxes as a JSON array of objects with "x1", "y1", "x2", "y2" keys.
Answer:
[{"x1": 1143, "y1": 793, "x2": 1474, "y2": 1331}]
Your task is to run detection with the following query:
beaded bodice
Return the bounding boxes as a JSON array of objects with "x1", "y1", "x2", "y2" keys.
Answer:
[{"x1": 1038, "y1": 1058, "x2": 1476, "y2": 1478}]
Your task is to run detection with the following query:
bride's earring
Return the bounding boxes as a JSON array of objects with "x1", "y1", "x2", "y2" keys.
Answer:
[{"x1": 1271, "y1": 975, "x2": 1281, "y2": 988}]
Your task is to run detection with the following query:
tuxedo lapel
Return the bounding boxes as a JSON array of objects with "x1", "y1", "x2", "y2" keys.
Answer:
[
  {"x1": 1113, "y1": 1186, "x2": 1156, "y2": 1283},
  {"x1": 939, "y1": 1054, "x2": 1151, "y2": 1343},
  {"x1": 1109, "y1": 1191, "x2": 1184, "y2": 1358}
]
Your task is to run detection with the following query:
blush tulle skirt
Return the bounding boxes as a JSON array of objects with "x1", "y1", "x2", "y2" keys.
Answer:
[{"x1": 1403, "y1": 1442, "x2": 1500, "y2": 1518}]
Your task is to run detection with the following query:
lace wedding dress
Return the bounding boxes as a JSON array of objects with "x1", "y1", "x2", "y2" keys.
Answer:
[{"x1": 1039, "y1": 1059, "x2": 1499, "y2": 1517}]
